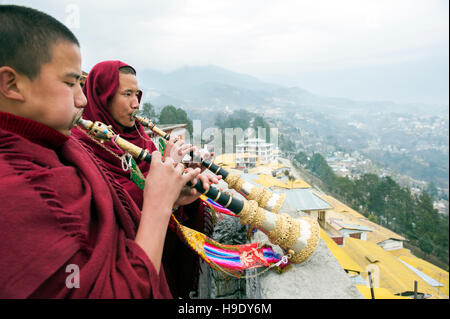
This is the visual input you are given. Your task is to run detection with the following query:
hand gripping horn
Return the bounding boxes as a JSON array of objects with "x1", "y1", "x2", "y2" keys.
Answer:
[
  {"x1": 77, "y1": 117, "x2": 320, "y2": 264},
  {"x1": 131, "y1": 111, "x2": 287, "y2": 214}
]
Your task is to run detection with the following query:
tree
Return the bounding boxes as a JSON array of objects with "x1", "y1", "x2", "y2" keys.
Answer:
[
  {"x1": 425, "y1": 182, "x2": 438, "y2": 200},
  {"x1": 294, "y1": 151, "x2": 308, "y2": 165},
  {"x1": 253, "y1": 115, "x2": 271, "y2": 142},
  {"x1": 215, "y1": 109, "x2": 252, "y2": 131},
  {"x1": 159, "y1": 105, "x2": 193, "y2": 135},
  {"x1": 140, "y1": 102, "x2": 157, "y2": 121},
  {"x1": 419, "y1": 235, "x2": 434, "y2": 255},
  {"x1": 368, "y1": 212, "x2": 378, "y2": 223},
  {"x1": 279, "y1": 134, "x2": 296, "y2": 152},
  {"x1": 297, "y1": 150, "x2": 449, "y2": 268},
  {"x1": 307, "y1": 153, "x2": 335, "y2": 185},
  {"x1": 214, "y1": 110, "x2": 274, "y2": 151}
]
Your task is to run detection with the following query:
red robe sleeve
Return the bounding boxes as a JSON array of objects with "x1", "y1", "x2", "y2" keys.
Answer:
[{"x1": 0, "y1": 132, "x2": 172, "y2": 299}]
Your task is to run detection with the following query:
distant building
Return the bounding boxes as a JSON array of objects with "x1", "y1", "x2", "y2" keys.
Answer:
[
  {"x1": 434, "y1": 200, "x2": 449, "y2": 216},
  {"x1": 378, "y1": 238, "x2": 404, "y2": 251},
  {"x1": 318, "y1": 193, "x2": 407, "y2": 246},
  {"x1": 328, "y1": 218, "x2": 373, "y2": 244},
  {"x1": 235, "y1": 153, "x2": 258, "y2": 169},
  {"x1": 236, "y1": 138, "x2": 278, "y2": 168},
  {"x1": 276, "y1": 188, "x2": 332, "y2": 218}
]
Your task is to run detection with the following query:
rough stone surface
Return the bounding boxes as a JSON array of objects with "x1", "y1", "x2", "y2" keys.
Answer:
[
  {"x1": 197, "y1": 261, "x2": 212, "y2": 299},
  {"x1": 246, "y1": 230, "x2": 364, "y2": 299},
  {"x1": 198, "y1": 212, "x2": 363, "y2": 299},
  {"x1": 196, "y1": 174, "x2": 363, "y2": 299},
  {"x1": 197, "y1": 213, "x2": 248, "y2": 299}
]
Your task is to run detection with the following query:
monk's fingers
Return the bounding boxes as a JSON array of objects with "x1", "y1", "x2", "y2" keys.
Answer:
[
  {"x1": 177, "y1": 144, "x2": 194, "y2": 156},
  {"x1": 198, "y1": 174, "x2": 211, "y2": 191},
  {"x1": 182, "y1": 167, "x2": 201, "y2": 184}
]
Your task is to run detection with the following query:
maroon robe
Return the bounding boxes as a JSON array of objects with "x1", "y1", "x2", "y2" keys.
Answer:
[
  {"x1": 71, "y1": 61, "x2": 213, "y2": 298},
  {"x1": 0, "y1": 111, "x2": 172, "y2": 298}
]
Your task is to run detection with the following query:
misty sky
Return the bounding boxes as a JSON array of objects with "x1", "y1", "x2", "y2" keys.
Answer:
[{"x1": 3, "y1": 0, "x2": 449, "y2": 105}]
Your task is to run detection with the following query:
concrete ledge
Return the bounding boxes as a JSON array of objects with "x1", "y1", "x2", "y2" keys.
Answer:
[{"x1": 246, "y1": 229, "x2": 364, "y2": 299}]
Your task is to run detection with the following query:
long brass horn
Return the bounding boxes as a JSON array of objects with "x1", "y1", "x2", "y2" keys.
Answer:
[
  {"x1": 132, "y1": 112, "x2": 287, "y2": 214},
  {"x1": 77, "y1": 117, "x2": 320, "y2": 264}
]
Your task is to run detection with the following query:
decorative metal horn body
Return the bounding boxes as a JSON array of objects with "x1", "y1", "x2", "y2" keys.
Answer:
[
  {"x1": 76, "y1": 118, "x2": 320, "y2": 264},
  {"x1": 132, "y1": 112, "x2": 287, "y2": 214}
]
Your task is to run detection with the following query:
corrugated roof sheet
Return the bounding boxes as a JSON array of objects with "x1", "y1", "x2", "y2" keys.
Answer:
[
  {"x1": 341, "y1": 237, "x2": 442, "y2": 297},
  {"x1": 248, "y1": 163, "x2": 288, "y2": 174},
  {"x1": 239, "y1": 173, "x2": 260, "y2": 183},
  {"x1": 238, "y1": 173, "x2": 329, "y2": 211},
  {"x1": 318, "y1": 193, "x2": 406, "y2": 243},
  {"x1": 389, "y1": 249, "x2": 449, "y2": 298},
  {"x1": 320, "y1": 231, "x2": 363, "y2": 273},
  {"x1": 252, "y1": 174, "x2": 289, "y2": 188},
  {"x1": 398, "y1": 259, "x2": 444, "y2": 287},
  {"x1": 251, "y1": 174, "x2": 311, "y2": 189},
  {"x1": 329, "y1": 218, "x2": 373, "y2": 232},
  {"x1": 213, "y1": 153, "x2": 237, "y2": 168},
  {"x1": 274, "y1": 188, "x2": 332, "y2": 211},
  {"x1": 355, "y1": 285, "x2": 410, "y2": 299}
]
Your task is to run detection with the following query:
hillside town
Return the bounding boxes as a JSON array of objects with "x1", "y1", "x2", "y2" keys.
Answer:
[
  {"x1": 146, "y1": 125, "x2": 449, "y2": 299},
  {"x1": 1, "y1": 2, "x2": 447, "y2": 305},
  {"x1": 273, "y1": 111, "x2": 450, "y2": 216}
]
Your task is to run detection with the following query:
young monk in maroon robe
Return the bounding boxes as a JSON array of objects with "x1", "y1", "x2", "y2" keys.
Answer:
[
  {"x1": 0, "y1": 5, "x2": 203, "y2": 299},
  {"x1": 72, "y1": 61, "x2": 219, "y2": 298}
]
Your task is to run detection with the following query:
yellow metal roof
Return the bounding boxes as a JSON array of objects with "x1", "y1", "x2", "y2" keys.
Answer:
[
  {"x1": 318, "y1": 193, "x2": 406, "y2": 243},
  {"x1": 389, "y1": 249, "x2": 449, "y2": 298},
  {"x1": 252, "y1": 174, "x2": 311, "y2": 190},
  {"x1": 320, "y1": 230, "x2": 363, "y2": 273},
  {"x1": 341, "y1": 237, "x2": 442, "y2": 297},
  {"x1": 248, "y1": 166, "x2": 274, "y2": 176},
  {"x1": 213, "y1": 153, "x2": 236, "y2": 168},
  {"x1": 252, "y1": 174, "x2": 288, "y2": 188},
  {"x1": 289, "y1": 179, "x2": 312, "y2": 189},
  {"x1": 355, "y1": 285, "x2": 411, "y2": 299},
  {"x1": 248, "y1": 163, "x2": 289, "y2": 175}
]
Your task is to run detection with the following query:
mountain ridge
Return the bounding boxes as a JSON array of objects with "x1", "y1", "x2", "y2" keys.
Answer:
[{"x1": 137, "y1": 65, "x2": 448, "y2": 116}]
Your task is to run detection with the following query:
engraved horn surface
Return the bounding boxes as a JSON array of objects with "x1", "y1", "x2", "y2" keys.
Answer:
[
  {"x1": 240, "y1": 200, "x2": 320, "y2": 264},
  {"x1": 225, "y1": 172, "x2": 287, "y2": 214},
  {"x1": 76, "y1": 116, "x2": 320, "y2": 264}
]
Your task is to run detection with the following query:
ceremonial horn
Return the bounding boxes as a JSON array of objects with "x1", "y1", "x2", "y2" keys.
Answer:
[
  {"x1": 76, "y1": 117, "x2": 320, "y2": 264},
  {"x1": 131, "y1": 111, "x2": 287, "y2": 214}
]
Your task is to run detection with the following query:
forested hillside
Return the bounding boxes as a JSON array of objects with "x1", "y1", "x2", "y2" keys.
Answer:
[{"x1": 294, "y1": 152, "x2": 449, "y2": 270}]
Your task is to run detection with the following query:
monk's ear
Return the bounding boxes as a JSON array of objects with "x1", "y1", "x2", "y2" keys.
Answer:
[{"x1": 0, "y1": 66, "x2": 25, "y2": 102}]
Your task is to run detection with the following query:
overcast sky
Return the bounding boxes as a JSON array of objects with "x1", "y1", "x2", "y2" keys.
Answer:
[{"x1": 3, "y1": 0, "x2": 449, "y2": 105}]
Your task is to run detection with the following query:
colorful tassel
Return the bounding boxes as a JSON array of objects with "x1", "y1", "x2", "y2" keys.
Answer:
[
  {"x1": 170, "y1": 214, "x2": 285, "y2": 277},
  {"x1": 199, "y1": 195, "x2": 238, "y2": 218}
]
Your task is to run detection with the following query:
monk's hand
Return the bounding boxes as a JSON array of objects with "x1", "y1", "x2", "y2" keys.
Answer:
[
  {"x1": 186, "y1": 148, "x2": 216, "y2": 173},
  {"x1": 144, "y1": 151, "x2": 201, "y2": 215},
  {"x1": 162, "y1": 136, "x2": 194, "y2": 164},
  {"x1": 137, "y1": 151, "x2": 201, "y2": 274},
  {"x1": 174, "y1": 171, "x2": 220, "y2": 207}
]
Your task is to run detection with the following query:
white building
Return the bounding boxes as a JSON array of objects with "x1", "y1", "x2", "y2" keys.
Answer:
[
  {"x1": 377, "y1": 238, "x2": 404, "y2": 251},
  {"x1": 235, "y1": 153, "x2": 258, "y2": 169},
  {"x1": 327, "y1": 218, "x2": 373, "y2": 246},
  {"x1": 236, "y1": 138, "x2": 278, "y2": 168}
]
